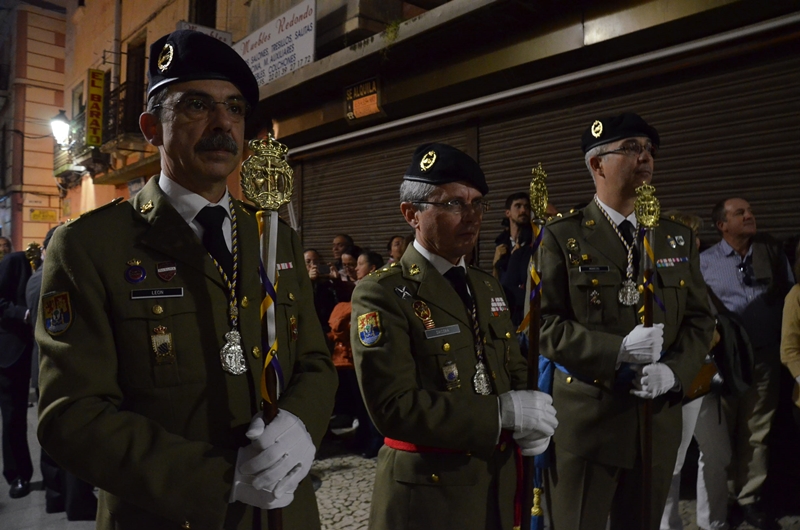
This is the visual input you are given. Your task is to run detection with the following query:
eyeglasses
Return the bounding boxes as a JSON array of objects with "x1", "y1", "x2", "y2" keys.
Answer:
[
  {"x1": 597, "y1": 142, "x2": 658, "y2": 159},
  {"x1": 154, "y1": 95, "x2": 250, "y2": 122},
  {"x1": 414, "y1": 199, "x2": 490, "y2": 216}
]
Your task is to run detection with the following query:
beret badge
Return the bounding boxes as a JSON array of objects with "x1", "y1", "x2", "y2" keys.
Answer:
[
  {"x1": 420, "y1": 150, "x2": 437, "y2": 172},
  {"x1": 157, "y1": 43, "x2": 174, "y2": 73},
  {"x1": 591, "y1": 120, "x2": 603, "y2": 138}
]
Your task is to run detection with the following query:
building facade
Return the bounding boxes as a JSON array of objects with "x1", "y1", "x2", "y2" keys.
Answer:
[{"x1": 0, "y1": 0, "x2": 66, "y2": 251}]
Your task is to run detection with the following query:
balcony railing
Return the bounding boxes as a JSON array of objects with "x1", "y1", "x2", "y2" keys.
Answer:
[{"x1": 104, "y1": 82, "x2": 145, "y2": 141}]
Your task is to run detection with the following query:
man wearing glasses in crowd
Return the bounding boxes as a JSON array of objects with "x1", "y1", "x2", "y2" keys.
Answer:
[
  {"x1": 699, "y1": 198, "x2": 793, "y2": 530},
  {"x1": 351, "y1": 143, "x2": 558, "y2": 529},
  {"x1": 37, "y1": 30, "x2": 337, "y2": 529},
  {"x1": 539, "y1": 113, "x2": 714, "y2": 529}
]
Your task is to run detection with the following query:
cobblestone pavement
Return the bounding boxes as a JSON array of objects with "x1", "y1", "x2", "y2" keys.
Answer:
[{"x1": 313, "y1": 430, "x2": 800, "y2": 530}]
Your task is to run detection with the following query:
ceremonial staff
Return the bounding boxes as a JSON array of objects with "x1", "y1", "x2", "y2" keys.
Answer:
[
  {"x1": 521, "y1": 163, "x2": 548, "y2": 530},
  {"x1": 241, "y1": 134, "x2": 295, "y2": 530},
  {"x1": 634, "y1": 182, "x2": 660, "y2": 530}
]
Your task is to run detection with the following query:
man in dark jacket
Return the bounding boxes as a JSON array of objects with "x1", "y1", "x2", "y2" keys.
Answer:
[{"x1": 0, "y1": 249, "x2": 33, "y2": 498}]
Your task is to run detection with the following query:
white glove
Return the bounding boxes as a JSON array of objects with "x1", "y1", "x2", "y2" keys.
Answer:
[
  {"x1": 230, "y1": 409, "x2": 315, "y2": 509},
  {"x1": 618, "y1": 324, "x2": 664, "y2": 366},
  {"x1": 630, "y1": 363, "x2": 676, "y2": 399},
  {"x1": 513, "y1": 431, "x2": 551, "y2": 456},
  {"x1": 499, "y1": 390, "x2": 558, "y2": 439}
]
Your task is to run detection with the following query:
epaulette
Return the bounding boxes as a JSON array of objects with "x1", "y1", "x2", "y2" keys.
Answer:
[
  {"x1": 70, "y1": 197, "x2": 125, "y2": 223},
  {"x1": 369, "y1": 261, "x2": 403, "y2": 280},
  {"x1": 546, "y1": 209, "x2": 581, "y2": 226}
]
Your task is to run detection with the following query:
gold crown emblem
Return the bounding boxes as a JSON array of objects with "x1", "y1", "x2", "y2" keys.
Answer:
[
  {"x1": 591, "y1": 120, "x2": 603, "y2": 138},
  {"x1": 153, "y1": 325, "x2": 168, "y2": 335},
  {"x1": 420, "y1": 150, "x2": 437, "y2": 172},
  {"x1": 157, "y1": 43, "x2": 174, "y2": 73},
  {"x1": 529, "y1": 162, "x2": 549, "y2": 220},
  {"x1": 240, "y1": 134, "x2": 294, "y2": 211},
  {"x1": 634, "y1": 182, "x2": 660, "y2": 228}
]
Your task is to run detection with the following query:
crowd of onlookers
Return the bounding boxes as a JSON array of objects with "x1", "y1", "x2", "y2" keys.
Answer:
[{"x1": 304, "y1": 233, "x2": 413, "y2": 458}]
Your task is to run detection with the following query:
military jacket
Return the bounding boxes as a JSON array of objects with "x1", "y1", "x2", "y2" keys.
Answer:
[
  {"x1": 539, "y1": 200, "x2": 714, "y2": 469},
  {"x1": 351, "y1": 244, "x2": 526, "y2": 530},
  {"x1": 36, "y1": 176, "x2": 337, "y2": 530}
]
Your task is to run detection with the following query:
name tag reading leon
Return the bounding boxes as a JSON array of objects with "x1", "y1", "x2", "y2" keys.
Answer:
[{"x1": 130, "y1": 288, "x2": 184, "y2": 300}]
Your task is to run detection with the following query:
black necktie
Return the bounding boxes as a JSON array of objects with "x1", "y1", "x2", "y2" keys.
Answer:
[
  {"x1": 195, "y1": 206, "x2": 233, "y2": 280},
  {"x1": 619, "y1": 220, "x2": 640, "y2": 275},
  {"x1": 444, "y1": 266, "x2": 473, "y2": 312}
]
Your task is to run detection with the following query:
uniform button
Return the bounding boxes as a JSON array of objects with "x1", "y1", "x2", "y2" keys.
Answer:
[
  {"x1": 430, "y1": 474, "x2": 439, "y2": 483},
  {"x1": 442, "y1": 343, "x2": 450, "y2": 352},
  {"x1": 241, "y1": 296, "x2": 249, "y2": 308},
  {"x1": 182, "y1": 522, "x2": 191, "y2": 530},
  {"x1": 679, "y1": 280, "x2": 685, "y2": 287},
  {"x1": 593, "y1": 379, "x2": 600, "y2": 384},
  {"x1": 491, "y1": 371, "x2": 497, "y2": 380},
  {"x1": 566, "y1": 376, "x2": 573, "y2": 384},
  {"x1": 252, "y1": 346, "x2": 261, "y2": 359},
  {"x1": 505, "y1": 332, "x2": 512, "y2": 339},
  {"x1": 591, "y1": 278, "x2": 599, "y2": 286},
  {"x1": 637, "y1": 284, "x2": 644, "y2": 293},
  {"x1": 152, "y1": 305, "x2": 163, "y2": 315},
  {"x1": 500, "y1": 442, "x2": 507, "y2": 452},
  {"x1": 288, "y1": 292, "x2": 295, "y2": 301}
]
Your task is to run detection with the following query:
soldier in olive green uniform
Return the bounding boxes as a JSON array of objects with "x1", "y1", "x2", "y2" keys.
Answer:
[
  {"x1": 352, "y1": 144, "x2": 558, "y2": 530},
  {"x1": 540, "y1": 113, "x2": 714, "y2": 530},
  {"x1": 37, "y1": 31, "x2": 337, "y2": 530}
]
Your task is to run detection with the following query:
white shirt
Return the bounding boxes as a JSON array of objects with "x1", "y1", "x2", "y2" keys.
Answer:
[
  {"x1": 595, "y1": 195, "x2": 637, "y2": 229},
  {"x1": 158, "y1": 173, "x2": 233, "y2": 252},
  {"x1": 413, "y1": 240, "x2": 471, "y2": 295}
]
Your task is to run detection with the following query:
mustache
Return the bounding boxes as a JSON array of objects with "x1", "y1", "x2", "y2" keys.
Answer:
[{"x1": 195, "y1": 133, "x2": 238, "y2": 154}]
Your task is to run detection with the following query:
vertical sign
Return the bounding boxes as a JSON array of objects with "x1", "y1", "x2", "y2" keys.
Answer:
[
  {"x1": 235, "y1": 0, "x2": 316, "y2": 86},
  {"x1": 86, "y1": 69, "x2": 105, "y2": 147}
]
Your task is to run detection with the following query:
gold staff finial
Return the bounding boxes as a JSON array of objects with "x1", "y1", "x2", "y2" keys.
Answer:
[
  {"x1": 25, "y1": 241, "x2": 42, "y2": 271},
  {"x1": 635, "y1": 182, "x2": 660, "y2": 229},
  {"x1": 241, "y1": 134, "x2": 294, "y2": 211},
  {"x1": 529, "y1": 163, "x2": 548, "y2": 221}
]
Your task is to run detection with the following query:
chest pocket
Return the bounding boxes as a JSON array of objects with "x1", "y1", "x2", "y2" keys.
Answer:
[
  {"x1": 656, "y1": 269, "x2": 688, "y2": 326},
  {"x1": 112, "y1": 292, "x2": 211, "y2": 389},
  {"x1": 486, "y1": 317, "x2": 514, "y2": 390},
  {"x1": 568, "y1": 268, "x2": 621, "y2": 326},
  {"x1": 273, "y1": 271, "x2": 300, "y2": 380}
]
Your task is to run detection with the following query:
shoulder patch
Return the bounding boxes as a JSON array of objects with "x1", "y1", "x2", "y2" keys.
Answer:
[
  {"x1": 42, "y1": 292, "x2": 73, "y2": 335},
  {"x1": 357, "y1": 312, "x2": 382, "y2": 346},
  {"x1": 77, "y1": 197, "x2": 125, "y2": 220}
]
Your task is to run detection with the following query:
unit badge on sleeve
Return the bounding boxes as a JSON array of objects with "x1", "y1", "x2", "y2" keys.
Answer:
[
  {"x1": 42, "y1": 292, "x2": 72, "y2": 335},
  {"x1": 357, "y1": 312, "x2": 382, "y2": 347}
]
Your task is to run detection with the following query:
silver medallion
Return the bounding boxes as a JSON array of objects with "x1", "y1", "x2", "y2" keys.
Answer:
[
  {"x1": 618, "y1": 279, "x2": 640, "y2": 306},
  {"x1": 220, "y1": 329, "x2": 247, "y2": 375},
  {"x1": 473, "y1": 361, "x2": 492, "y2": 395}
]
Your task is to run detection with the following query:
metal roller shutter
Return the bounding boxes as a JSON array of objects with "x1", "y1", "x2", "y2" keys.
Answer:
[{"x1": 478, "y1": 46, "x2": 800, "y2": 269}]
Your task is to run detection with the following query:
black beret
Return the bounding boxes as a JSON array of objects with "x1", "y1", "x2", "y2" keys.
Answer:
[
  {"x1": 147, "y1": 30, "x2": 259, "y2": 110},
  {"x1": 403, "y1": 143, "x2": 488, "y2": 195},
  {"x1": 581, "y1": 112, "x2": 659, "y2": 153}
]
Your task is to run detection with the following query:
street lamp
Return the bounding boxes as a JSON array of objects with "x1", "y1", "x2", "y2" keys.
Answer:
[{"x1": 50, "y1": 110, "x2": 70, "y2": 148}]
